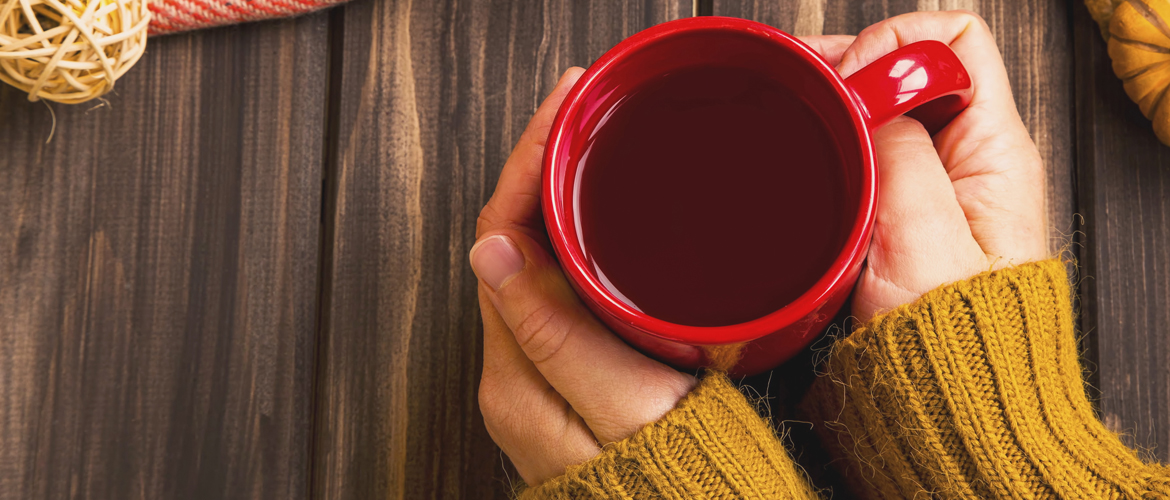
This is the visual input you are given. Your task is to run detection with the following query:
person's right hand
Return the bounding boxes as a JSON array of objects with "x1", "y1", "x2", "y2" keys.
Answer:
[{"x1": 812, "y1": 10, "x2": 1049, "y2": 322}]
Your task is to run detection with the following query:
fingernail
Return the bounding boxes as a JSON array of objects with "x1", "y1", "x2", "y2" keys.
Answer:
[{"x1": 470, "y1": 235, "x2": 526, "y2": 291}]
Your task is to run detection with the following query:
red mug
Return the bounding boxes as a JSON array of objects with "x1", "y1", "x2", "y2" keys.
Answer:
[{"x1": 541, "y1": 16, "x2": 972, "y2": 376}]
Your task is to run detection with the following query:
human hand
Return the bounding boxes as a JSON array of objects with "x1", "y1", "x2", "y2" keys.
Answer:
[
  {"x1": 811, "y1": 11, "x2": 1048, "y2": 323},
  {"x1": 471, "y1": 68, "x2": 696, "y2": 487}
]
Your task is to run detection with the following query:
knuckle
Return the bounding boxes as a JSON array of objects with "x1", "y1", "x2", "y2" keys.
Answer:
[
  {"x1": 643, "y1": 370, "x2": 696, "y2": 407},
  {"x1": 949, "y1": 8, "x2": 979, "y2": 19},
  {"x1": 664, "y1": 372, "x2": 698, "y2": 399},
  {"x1": 482, "y1": 386, "x2": 555, "y2": 441},
  {"x1": 475, "y1": 203, "x2": 503, "y2": 238},
  {"x1": 855, "y1": 21, "x2": 881, "y2": 39},
  {"x1": 861, "y1": 21, "x2": 899, "y2": 47},
  {"x1": 950, "y1": 9, "x2": 991, "y2": 32},
  {"x1": 478, "y1": 378, "x2": 507, "y2": 424},
  {"x1": 478, "y1": 377, "x2": 533, "y2": 436},
  {"x1": 513, "y1": 303, "x2": 571, "y2": 364}
]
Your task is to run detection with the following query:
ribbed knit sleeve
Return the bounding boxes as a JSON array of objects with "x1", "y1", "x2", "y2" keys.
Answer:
[
  {"x1": 803, "y1": 258, "x2": 1170, "y2": 498},
  {"x1": 521, "y1": 372, "x2": 820, "y2": 500}
]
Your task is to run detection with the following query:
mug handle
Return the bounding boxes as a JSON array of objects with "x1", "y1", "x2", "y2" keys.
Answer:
[{"x1": 844, "y1": 40, "x2": 973, "y2": 134}]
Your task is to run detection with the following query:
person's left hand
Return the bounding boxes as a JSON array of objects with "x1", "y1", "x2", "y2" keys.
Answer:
[{"x1": 472, "y1": 68, "x2": 696, "y2": 488}]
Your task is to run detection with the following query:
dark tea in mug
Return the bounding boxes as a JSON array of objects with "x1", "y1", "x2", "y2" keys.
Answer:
[{"x1": 575, "y1": 66, "x2": 852, "y2": 327}]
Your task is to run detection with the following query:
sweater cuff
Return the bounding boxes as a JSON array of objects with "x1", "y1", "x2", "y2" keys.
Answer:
[
  {"x1": 522, "y1": 372, "x2": 819, "y2": 500},
  {"x1": 804, "y1": 259, "x2": 1168, "y2": 498}
]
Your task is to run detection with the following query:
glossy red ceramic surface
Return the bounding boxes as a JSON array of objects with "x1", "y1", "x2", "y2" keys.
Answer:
[
  {"x1": 845, "y1": 37, "x2": 973, "y2": 133},
  {"x1": 541, "y1": 16, "x2": 972, "y2": 376},
  {"x1": 575, "y1": 65, "x2": 854, "y2": 328}
]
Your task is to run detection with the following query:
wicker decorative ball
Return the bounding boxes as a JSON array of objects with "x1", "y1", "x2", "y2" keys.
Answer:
[{"x1": 0, "y1": 0, "x2": 149, "y2": 104}]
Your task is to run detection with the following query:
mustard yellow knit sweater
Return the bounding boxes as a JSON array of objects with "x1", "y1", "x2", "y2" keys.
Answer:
[{"x1": 523, "y1": 260, "x2": 1170, "y2": 499}]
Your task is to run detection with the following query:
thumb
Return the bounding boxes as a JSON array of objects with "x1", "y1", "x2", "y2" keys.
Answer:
[{"x1": 470, "y1": 231, "x2": 695, "y2": 444}]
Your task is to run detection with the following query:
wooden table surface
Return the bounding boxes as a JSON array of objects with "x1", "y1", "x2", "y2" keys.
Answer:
[{"x1": 1, "y1": 0, "x2": 1166, "y2": 498}]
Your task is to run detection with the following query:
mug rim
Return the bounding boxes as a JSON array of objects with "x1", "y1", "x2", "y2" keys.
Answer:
[{"x1": 541, "y1": 16, "x2": 877, "y2": 345}]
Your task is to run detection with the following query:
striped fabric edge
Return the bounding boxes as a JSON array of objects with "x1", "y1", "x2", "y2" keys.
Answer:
[{"x1": 148, "y1": 0, "x2": 348, "y2": 35}]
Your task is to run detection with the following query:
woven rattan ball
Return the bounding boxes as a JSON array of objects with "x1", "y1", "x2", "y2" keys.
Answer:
[{"x1": 0, "y1": 0, "x2": 149, "y2": 104}]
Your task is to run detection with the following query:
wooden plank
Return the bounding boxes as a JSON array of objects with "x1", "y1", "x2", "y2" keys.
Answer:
[
  {"x1": 312, "y1": 1, "x2": 689, "y2": 498},
  {"x1": 0, "y1": 15, "x2": 328, "y2": 500},
  {"x1": 1074, "y1": 3, "x2": 1170, "y2": 461}
]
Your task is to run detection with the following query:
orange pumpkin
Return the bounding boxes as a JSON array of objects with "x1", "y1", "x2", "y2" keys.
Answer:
[
  {"x1": 1087, "y1": 0, "x2": 1125, "y2": 37},
  {"x1": 1107, "y1": 0, "x2": 1170, "y2": 146}
]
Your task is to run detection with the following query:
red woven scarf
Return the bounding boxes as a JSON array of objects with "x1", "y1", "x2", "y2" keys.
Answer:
[{"x1": 149, "y1": 0, "x2": 347, "y2": 34}]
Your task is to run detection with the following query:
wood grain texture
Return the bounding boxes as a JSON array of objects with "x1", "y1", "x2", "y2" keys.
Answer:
[
  {"x1": 714, "y1": 0, "x2": 1076, "y2": 252},
  {"x1": 0, "y1": 14, "x2": 328, "y2": 500},
  {"x1": 1074, "y1": 3, "x2": 1170, "y2": 462},
  {"x1": 312, "y1": 1, "x2": 688, "y2": 498},
  {"x1": 7, "y1": 1, "x2": 1165, "y2": 499}
]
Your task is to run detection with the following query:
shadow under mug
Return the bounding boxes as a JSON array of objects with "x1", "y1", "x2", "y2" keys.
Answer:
[{"x1": 542, "y1": 16, "x2": 972, "y2": 376}]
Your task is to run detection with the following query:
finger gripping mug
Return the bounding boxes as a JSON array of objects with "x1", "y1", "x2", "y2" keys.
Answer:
[{"x1": 541, "y1": 17, "x2": 972, "y2": 376}]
